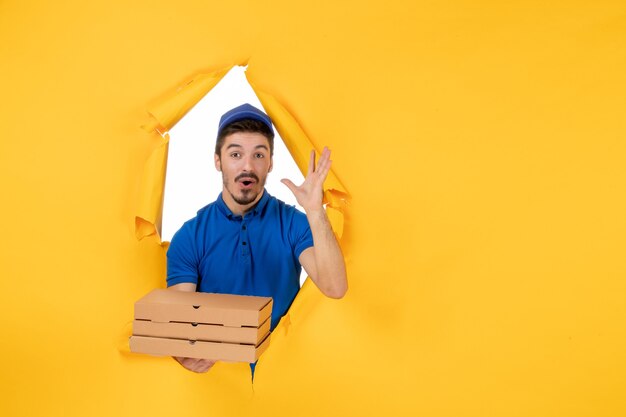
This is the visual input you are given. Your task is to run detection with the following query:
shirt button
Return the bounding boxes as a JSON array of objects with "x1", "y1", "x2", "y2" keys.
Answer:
[
  {"x1": 242, "y1": 225, "x2": 247, "y2": 230},
  {"x1": 242, "y1": 241, "x2": 247, "y2": 245}
]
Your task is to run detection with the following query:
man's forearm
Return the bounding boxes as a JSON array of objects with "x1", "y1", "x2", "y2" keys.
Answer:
[
  {"x1": 305, "y1": 208, "x2": 347, "y2": 298},
  {"x1": 284, "y1": 147, "x2": 347, "y2": 298}
]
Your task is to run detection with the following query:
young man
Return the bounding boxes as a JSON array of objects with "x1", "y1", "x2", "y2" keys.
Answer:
[{"x1": 166, "y1": 103, "x2": 347, "y2": 373}]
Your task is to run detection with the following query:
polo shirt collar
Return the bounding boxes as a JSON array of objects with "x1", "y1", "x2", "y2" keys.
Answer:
[{"x1": 217, "y1": 189, "x2": 271, "y2": 219}]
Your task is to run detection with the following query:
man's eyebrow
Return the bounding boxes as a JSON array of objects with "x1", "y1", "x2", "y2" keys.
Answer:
[
  {"x1": 255, "y1": 144, "x2": 269, "y2": 150},
  {"x1": 226, "y1": 143, "x2": 243, "y2": 149}
]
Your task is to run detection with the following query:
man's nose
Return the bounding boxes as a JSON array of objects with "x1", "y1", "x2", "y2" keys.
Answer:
[{"x1": 242, "y1": 155, "x2": 254, "y2": 171}]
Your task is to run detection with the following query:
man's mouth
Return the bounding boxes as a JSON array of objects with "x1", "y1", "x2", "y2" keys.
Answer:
[{"x1": 235, "y1": 174, "x2": 259, "y2": 189}]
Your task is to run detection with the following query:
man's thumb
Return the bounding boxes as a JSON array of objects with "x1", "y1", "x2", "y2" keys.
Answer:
[{"x1": 281, "y1": 179, "x2": 297, "y2": 193}]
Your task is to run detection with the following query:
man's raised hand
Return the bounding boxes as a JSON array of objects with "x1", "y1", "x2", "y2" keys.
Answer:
[{"x1": 281, "y1": 147, "x2": 331, "y2": 213}]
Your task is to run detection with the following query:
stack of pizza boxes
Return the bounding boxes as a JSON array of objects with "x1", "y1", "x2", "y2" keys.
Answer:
[{"x1": 130, "y1": 289, "x2": 272, "y2": 363}]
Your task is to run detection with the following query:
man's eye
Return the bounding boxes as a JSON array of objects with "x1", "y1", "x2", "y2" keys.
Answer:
[
  {"x1": 255, "y1": 153, "x2": 265, "y2": 158},
  {"x1": 230, "y1": 152, "x2": 240, "y2": 158}
]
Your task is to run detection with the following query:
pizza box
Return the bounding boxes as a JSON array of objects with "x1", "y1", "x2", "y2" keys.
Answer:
[
  {"x1": 132, "y1": 316, "x2": 271, "y2": 345},
  {"x1": 134, "y1": 289, "x2": 272, "y2": 327},
  {"x1": 129, "y1": 333, "x2": 271, "y2": 363}
]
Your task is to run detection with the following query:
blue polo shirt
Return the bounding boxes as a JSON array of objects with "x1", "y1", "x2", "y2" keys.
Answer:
[{"x1": 166, "y1": 190, "x2": 313, "y2": 331}]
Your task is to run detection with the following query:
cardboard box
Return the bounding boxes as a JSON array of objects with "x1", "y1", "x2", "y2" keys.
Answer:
[
  {"x1": 134, "y1": 289, "x2": 272, "y2": 327},
  {"x1": 129, "y1": 289, "x2": 273, "y2": 362},
  {"x1": 132, "y1": 316, "x2": 271, "y2": 344},
  {"x1": 129, "y1": 333, "x2": 271, "y2": 363}
]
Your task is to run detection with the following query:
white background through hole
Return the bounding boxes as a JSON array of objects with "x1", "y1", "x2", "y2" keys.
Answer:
[{"x1": 162, "y1": 66, "x2": 309, "y2": 286}]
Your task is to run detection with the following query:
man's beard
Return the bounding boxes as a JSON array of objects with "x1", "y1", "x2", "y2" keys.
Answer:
[
  {"x1": 229, "y1": 188, "x2": 257, "y2": 205},
  {"x1": 224, "y1": 172, "x2": 264, "y2": 205}
]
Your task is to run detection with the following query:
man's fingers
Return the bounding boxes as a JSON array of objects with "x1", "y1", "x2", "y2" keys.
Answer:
[
  {"x1": 307, "y1": 147, "x2": 330, "y2": 178},
  {"x1": 196, "y1": 360, "x2": 215, "y2": 373},
  {"x1": 308, "y1": 150, "x2": 315, "y2": 175},
  {"x1": 316, "y1": 148, "x2": 331, "y2": 178},
  {"x1": 318, "y1": 158, "x2": 332, "y2": 181},
  {"x1": 316, "y1": 147, "x2": 331, "y2": 171},
  {"x1": 174, "y1": 357, "x2": 216, "y2": 373},
  {"x1": 281, "y1": 178, "x2": 298, "y2": 194}
]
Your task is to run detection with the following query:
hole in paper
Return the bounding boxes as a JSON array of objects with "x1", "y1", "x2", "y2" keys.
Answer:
[{"x1": 162, "y1": 65, "x2": 308, "y2": 286}]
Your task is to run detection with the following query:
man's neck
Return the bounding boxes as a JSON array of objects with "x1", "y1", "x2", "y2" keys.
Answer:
[{"x1": 221, "y1": 189, "x2": 265, "y2": 217}]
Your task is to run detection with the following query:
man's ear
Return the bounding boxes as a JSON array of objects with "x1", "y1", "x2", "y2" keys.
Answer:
[
  {"x1": 268, "y1": 156, "x2": 273, "y2": 173},
  {"x1": 214, "y1": 153, "x2": 221, "y2": 172}
]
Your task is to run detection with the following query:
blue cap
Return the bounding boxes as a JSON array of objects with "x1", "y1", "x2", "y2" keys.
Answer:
[{"x1": 218, "y1": 103, "x2": 274, "y2": 136}]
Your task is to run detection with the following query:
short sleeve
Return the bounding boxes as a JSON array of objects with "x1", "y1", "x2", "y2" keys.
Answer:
[
  {"x1": 290, "y1": 209, "x2": 314, "y2": 259},
  {"x1": 166, "y1": 224, "x2": 199, "y2": 287}
]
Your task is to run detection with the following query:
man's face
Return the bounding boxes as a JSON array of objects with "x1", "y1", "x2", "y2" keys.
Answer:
[{"x1": 214, "y1": 131, "x2": 273, "y2": 209}]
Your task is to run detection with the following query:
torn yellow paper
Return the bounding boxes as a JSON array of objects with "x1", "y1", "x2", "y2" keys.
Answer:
[
  {"x1": 250, "y1": 82, "x2": 350, "y2": 237},
  {"x1": 143, "y1": 67, "x2": 232, "y2": 133},
  {"x1": 135, "y1": 136, "x2": 169, "y2": 241},
  {"x1": 136, "y1": 66, "x2": 350, "y2": 244},
  {"x1": 249, "y1": 82, "x2": 348, "y2": 197},
  {"x1": 325, "y1": 206, "x2": 344, "y2": 239},
  {"x1": 4, "y1": 2, "x2": 626, "y2": 417},
  {"x1": 135, "y1": 65, "x2": 234, "y2": 242}
]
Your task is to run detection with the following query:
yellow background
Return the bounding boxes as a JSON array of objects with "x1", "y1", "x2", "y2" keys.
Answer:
[{"x1": 1, "y1": 1, "x2": 625, "y2": 416}]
